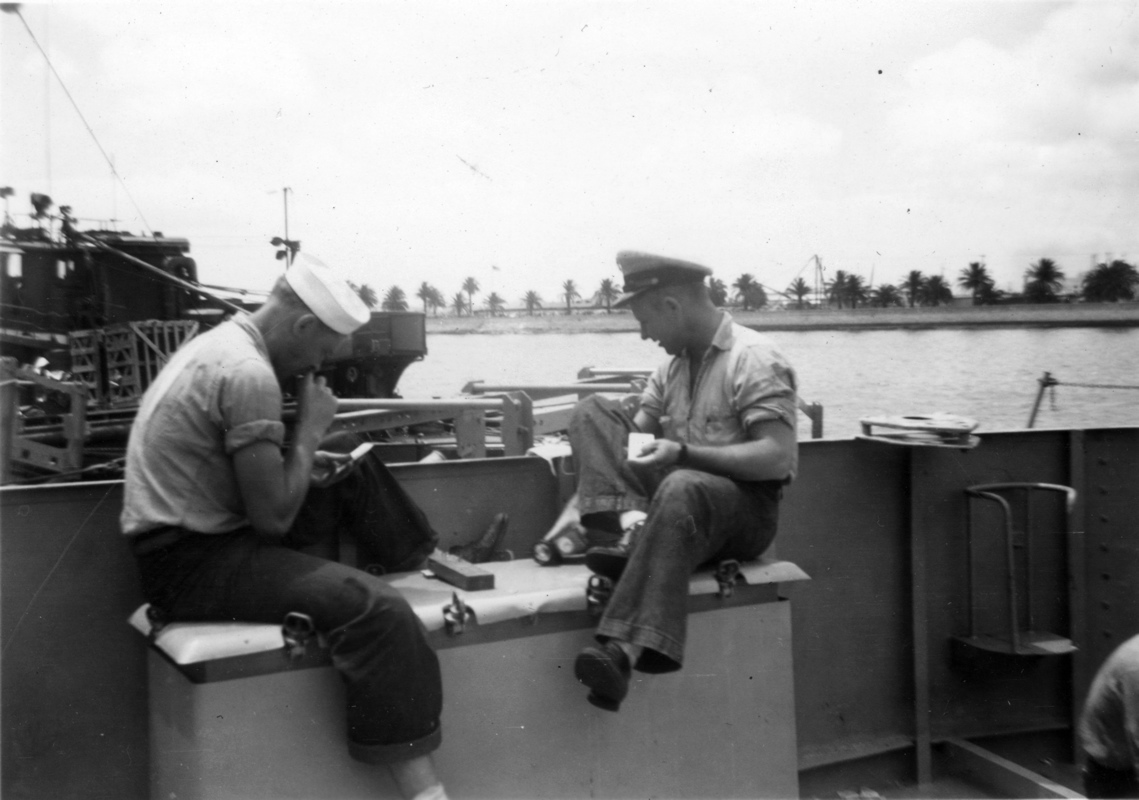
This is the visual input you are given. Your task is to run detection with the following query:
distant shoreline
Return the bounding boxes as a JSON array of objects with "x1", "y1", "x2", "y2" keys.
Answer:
[{"x1": 424, "y1": 302, "x2": 1139, "y2": 335}]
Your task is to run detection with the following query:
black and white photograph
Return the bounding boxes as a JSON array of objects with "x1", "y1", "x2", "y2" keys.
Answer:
[{"x1": 2, "y1": 2, "x2": 1137, "y2": 798}]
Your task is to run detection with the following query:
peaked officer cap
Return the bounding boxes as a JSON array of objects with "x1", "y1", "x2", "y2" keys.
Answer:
[{"x1": 613, "y1": 251, "x2": 714, "y2": 308}]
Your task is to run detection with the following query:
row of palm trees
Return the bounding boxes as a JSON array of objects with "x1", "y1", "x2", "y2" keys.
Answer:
[{"x1": 350, "y1": 258, "x2": 1138, "y2": 314}]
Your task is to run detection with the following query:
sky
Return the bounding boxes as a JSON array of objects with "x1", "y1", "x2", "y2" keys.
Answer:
[{"x1": 2, "y1": 0, "x2": 1137, "y2": 308}]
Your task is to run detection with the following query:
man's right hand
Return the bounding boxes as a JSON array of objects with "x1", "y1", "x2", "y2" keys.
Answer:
[{"x1": 295, "y1": 372, "x2": 338, "y2": 439}]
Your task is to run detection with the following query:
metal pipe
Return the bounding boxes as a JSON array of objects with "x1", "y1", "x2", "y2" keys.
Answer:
[
  {"x1": 1025, "y1": 489, "x2": 1035, "y2": 632},
  {"x1": 465, "y1": 382, "x2": 635, "y2": 394},
  {"x1": 335, "y1": 398, "x2": 504, "y2": 412},
  {"x1": 1026, "y1": 372, "x2": 1057, "y2": 428}
]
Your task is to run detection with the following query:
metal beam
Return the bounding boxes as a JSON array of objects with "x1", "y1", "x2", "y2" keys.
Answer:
[{"x1": 940, "y1": 739, "x2": 1083, "y2": 799}]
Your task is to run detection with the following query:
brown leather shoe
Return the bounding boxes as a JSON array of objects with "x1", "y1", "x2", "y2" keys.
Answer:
[{"x1": 574, "y1": 641, "x2": 630, "y2": 711}]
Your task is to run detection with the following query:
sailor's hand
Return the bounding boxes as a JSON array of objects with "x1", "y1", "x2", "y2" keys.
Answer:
[
  {"x1": 310, "y1": 450, "x2": 353, "y2": 487},
  {"x1": 627, "y1": 438, "x2": 680, "y2": 467},
  {"x1": 296, "y1": 372, "x2": 338, "y2": 437}
]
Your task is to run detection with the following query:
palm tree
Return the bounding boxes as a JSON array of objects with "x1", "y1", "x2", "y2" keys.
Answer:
[
  {"x1": 825, "y1": 270, "x2": 849, "y2": 309},
  {"x1": 484, "y1": 292, "x2": 506, "y2": 316},
  {"x1": 598, "y1": 278, "x2": 619, "y2": 314},
  {"x1": 381, "y1": 285, "x2": 408, "y2": 311},
  {"x1": 1024, "y1": 258, "x2": 1065, "y2": 303},
  {"x1": 787, "y1": 277, "x2": 811, "y2": 309},
  {"x1": 416, "y1": 282, "x2": 437, "y2": 314},
  {"x1": 920, "y1": 275, "x2": 953, "y2": 306},
  {"x1": 562, "y1": 279, "x2": 580, "y2": 315},
  {"x1": 748, "y1": 284, "x2": 769, "y2": 310},
  {"x1": 522, "y1": 290, "x2": 543, "y2": 316},
  {"x1": 708, "y1": 278, "x2": 728, "y2": 307},
  {"x1": 871, "y1": 284, "x2": 903, "y2": 308},
  {"x1": 978, "y1": 282, "x2": 1005, "y2": 305},
  {"x1": 451, "y1": 292, "x2": 468, "y2": 316},
  {"x1": 427, "y1": 286, "x2": 447, "y2": 316},
  {"x1": 462, "y1": 277, "x2": 480, "y2": 315},
  {"x1": 733, "y1": 274, "x2": 758, "y2": 311},
  {"x1": 348, "y1": 282, "x2": 378, "y2": 309},
  {"x1": 958, "y1": 262, "x2": 994, "y2": 305},
  {"x1": 902, "y1": 270, "x2": 924, "y2": 308},
  {"x1": 1082, "y1": 259, "x2": 1139, "y2": 302},
  {"x1": 845, "y1": 273, "x2": 869, "y2": 308}
]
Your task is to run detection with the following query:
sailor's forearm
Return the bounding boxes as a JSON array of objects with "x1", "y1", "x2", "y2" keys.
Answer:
[{"x1": 684, "y1": 438, "x2": 792, "y2": 482}]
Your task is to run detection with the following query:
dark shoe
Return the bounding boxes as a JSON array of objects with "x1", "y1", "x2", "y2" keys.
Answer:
[
  {"x1": 574, "y1": 642, "x2": 630, "y2": 711},
  {"x1": 584, "y1": 543, "x2": 629, "y2": 582}
]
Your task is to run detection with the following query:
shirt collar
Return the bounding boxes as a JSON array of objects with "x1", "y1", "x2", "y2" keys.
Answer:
[
  {"x1": 681, "y1": 311, "x2": 736, "y2": 362},
  {"x1": 229, "y1": 312, "x2": 272, "y2": 363},
  {"x1": 709, "y1": 311, "x2": 736, "y2": 352}
]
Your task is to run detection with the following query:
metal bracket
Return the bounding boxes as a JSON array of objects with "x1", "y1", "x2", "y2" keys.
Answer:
[
  {"x1": 145, "y1": 604, "x2": 169, "y2": 643},
  {"x1": 443, "y1": 592, "x2": 472, "y2": 636},
  {"x1": 586, "y1": 574, "x2": 614, "y2": 617},
  {"x1": 282, "y1": 612, "x2": 316, "y2": 660},
  {"x1": 715, "y1": 559, "x2": 742, "y2": 599}
]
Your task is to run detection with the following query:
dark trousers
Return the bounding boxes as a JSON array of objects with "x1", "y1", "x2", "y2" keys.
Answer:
[
  {"x1": 133, "y1": 454, "x2": 442, "y2": 764},
  {"x1": 569, "y1": 395, "x2": 782, "y2": 672}
]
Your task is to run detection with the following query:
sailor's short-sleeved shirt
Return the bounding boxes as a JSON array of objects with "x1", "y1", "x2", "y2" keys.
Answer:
[
  {"x1": 120, "y1": 314, "x2": 285, "y2": 536},
  {"x1": 639, "y1": 312, "x2": 799, "y2": 479}
]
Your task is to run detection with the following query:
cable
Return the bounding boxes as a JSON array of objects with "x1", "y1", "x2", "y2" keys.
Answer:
[
  {"x1": 7, "y1": 6, "x2": 153, "y2": 234},
  {"x1": 1056, "y1": 381, "x2": 1139, "y2": 391}
]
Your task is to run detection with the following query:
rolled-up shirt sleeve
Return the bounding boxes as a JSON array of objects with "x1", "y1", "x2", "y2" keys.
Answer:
[
  {"x1": 218, "y1": 358, "x2": 286, "y2": 454},
  {"x1": 736, "y1": 350, "x2": 798, "y2": 432}
]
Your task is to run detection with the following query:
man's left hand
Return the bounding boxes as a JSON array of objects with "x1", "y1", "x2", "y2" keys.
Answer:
[
  {"x1": 310, "y1": 450, "x2": 355, "y2": 488},
  {"x1": 627, "y1": 438, "x2": 684, "y2": 468}
]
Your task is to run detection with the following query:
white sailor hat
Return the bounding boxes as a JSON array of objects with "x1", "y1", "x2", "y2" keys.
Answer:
[
  {"x1": 284, "y1": 252, "x2": 371, "y2": 335},
  {"x1": 613, "y1": 251, "x2": 714, "y2": 308}
]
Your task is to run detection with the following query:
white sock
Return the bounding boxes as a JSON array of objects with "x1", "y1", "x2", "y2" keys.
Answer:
[
  {"x1": 619, "y1": 510, "x2": 647, "y2": 531},
  {"x1": 411, "y1": 783, "x2": 449, "y2": 800}
]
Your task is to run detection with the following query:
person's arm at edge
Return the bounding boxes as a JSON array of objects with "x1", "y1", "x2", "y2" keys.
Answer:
[{"x1": 233, "y1": 373, "x2": 338, "y2": 537}]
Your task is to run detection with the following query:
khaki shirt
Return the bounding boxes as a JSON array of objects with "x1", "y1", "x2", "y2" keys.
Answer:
[
  {"x1": 121, "y1": 314, "x2": 285, "y2": 536},
  {"x1": 1079, "y1": 633, "x2": 1139, "y2": 771},
  {"x1": 639, "y1": 312, "x2": 799, "y2": 479}
]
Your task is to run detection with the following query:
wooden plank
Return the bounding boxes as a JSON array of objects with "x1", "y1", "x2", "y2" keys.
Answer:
[{"x1": 427, "y1": 550, "x2": 495, "y2": 591}]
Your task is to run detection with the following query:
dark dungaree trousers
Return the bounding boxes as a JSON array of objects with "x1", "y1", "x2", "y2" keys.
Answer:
[
  {"x1": 569, "y1": 394, "x2": 783, "y2": 673},
  {"x1": 133, "y1": 454, "x2": 442, "y2": 764}
]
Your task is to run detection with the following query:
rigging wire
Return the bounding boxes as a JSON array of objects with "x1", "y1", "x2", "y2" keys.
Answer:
[
  {"x1": 1055, "y1": 380, "x2": 1139, "y2": 391},
  {"x1": 6, "y1": 5, "x2": 154, "y2": 234}
]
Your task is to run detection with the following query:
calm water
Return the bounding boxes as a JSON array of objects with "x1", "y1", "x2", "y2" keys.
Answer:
[{"x1": 397, "y1": 327, "x2": 1139, "y2": 439}]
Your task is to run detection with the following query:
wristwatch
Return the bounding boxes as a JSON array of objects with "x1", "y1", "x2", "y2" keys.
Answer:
[{"x1": 677, "y1": 442, "x2": 689, "y2": 466}]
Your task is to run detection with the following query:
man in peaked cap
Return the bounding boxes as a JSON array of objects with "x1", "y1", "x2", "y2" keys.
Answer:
[
  {"x1": 563, "y1": 250, "x2": 799, "y2": 711},
  {"x1": 122, "y1": 253, "x2": 450, "y2": 800}
]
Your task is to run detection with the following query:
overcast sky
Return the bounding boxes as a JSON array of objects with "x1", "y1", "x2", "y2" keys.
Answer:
[{"x1": 3, "y1": 1, "x2": 1137, "y2": 307}]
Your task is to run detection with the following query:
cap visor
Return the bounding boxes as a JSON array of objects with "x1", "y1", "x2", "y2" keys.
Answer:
[{"x1": 613, "y1": 289, "x2": 648, "y2": 309}]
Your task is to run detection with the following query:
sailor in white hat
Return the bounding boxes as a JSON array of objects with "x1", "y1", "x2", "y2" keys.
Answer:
[
  {"x1": 123, "y1": 252, "x2": 450, "y2": 799},
  {"x1": 285, "y1": 251, "x2": 371, "y2": 335}
]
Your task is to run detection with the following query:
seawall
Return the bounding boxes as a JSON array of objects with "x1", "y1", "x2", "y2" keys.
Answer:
[{"x1": 424, "y1": 302, "x2": 1139, "y2": 335}]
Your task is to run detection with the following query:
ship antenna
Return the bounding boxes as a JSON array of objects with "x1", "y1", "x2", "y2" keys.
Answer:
[{"x1": 4, "y1": 4, "x2": 154, "y2": 234}]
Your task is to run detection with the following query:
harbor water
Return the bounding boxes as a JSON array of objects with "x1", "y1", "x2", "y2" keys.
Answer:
[{"x1": 398, "y1": 326, "x2": 1139, "y2": 439}]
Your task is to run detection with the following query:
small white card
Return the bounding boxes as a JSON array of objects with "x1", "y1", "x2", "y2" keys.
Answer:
[{"x1": 627, "y1": 432, "x2": 655, "y2": 457}]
